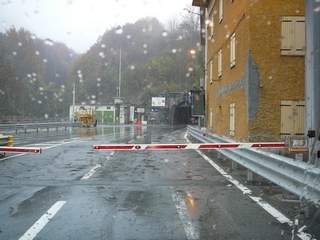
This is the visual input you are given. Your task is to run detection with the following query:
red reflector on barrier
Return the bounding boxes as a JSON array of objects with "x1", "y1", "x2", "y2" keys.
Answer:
[
  {"x1": 0, "y1": 147, "x2": 42, "y2": 154},
  {"x1": 93, "y1": 142, "x2": 287, "y2": 151}
]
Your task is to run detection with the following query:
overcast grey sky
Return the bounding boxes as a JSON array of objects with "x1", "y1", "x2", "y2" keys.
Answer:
[{"x1": 0, "y1": 0, "x2": 193, "y2": 53}]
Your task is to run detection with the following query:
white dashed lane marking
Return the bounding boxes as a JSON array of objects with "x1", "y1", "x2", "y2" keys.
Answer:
[{"x1": 18, "y1": 201, "x2": 66, "y2": 240}]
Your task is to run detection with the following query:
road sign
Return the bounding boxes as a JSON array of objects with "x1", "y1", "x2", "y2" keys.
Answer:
[
  {"x1": 93, "y1": 142, "x2": 287, "y2": 151},
  {"x1": 152, "y1": 97, "x2": 166, "y2": 107}
]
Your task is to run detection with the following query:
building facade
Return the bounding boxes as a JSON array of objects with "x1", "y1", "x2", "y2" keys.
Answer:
[{"x1": 193, "y1": 0, "x2": 305, "y2": 141}]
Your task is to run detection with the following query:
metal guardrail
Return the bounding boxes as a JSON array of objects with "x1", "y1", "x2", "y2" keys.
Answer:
[
  {"x1": 187, "y1": 125, "x2": 320, "y2": 205},
  {"x1": 0, "y1": 122, "x2": 72, "y2": 134}
]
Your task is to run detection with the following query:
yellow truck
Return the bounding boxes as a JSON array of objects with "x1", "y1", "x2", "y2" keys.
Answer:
[
  {"x1": 74, "y1": 107, "x2": 97, "y2": 128},
  {"x1": 0, "y1": 133, "x2": 13, "y2": 158}
]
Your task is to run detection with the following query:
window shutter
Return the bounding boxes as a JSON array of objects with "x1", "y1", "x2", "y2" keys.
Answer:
[
  {"x1": 294, "y1": 17, "x2": 305, "y2": 55},
  {"x1": 218, "y1": 49, "x2": 222, "y2": 77},
  {"x1": 229, "y1": 103, "x2": 235, "y2": 136},
  {"x1": 230, "y1": 33, "x2": 236, "y2": 67},
  {"x1": 219, "y1": 0, "x2": 223, "y2": 23},
  {"x1": 281, "y1": 18, "x2": 294, "y2": 54},
  {"x1": 281, "y1": 16, "x2": 305, "y2": 56}
]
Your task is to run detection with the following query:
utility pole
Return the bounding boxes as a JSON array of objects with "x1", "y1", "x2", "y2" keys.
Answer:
[
  {"x1": 72, "y1": 81, "x2": 76, "y2": 123},
  {"x1": 118, "y1": 48, "x2": 122, "y2": 98},
  {"x1": 305, "y1": 0, "x2": 320, "y2": 165}
]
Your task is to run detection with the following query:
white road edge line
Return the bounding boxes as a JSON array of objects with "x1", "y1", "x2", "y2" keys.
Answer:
[
  {"x1": 184, "y1": 133, "x2": 315, "y2": 240},
  {"x1": 81, "y1": 164, "x2": 102, "y2": 180},
  {"x1": 0, "y1": 153, "x2": 26, "y2": 161},
  {"x1": 18, "y1": 201, "x2": 66, "y2": 240},
  {"x1": 171, "y1": 190, "x2": 199, "y2": 240}
]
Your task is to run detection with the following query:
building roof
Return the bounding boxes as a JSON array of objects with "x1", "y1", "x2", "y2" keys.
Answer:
[{"x1": 192, "y1": 0, "x2": 207, "y2": 7}]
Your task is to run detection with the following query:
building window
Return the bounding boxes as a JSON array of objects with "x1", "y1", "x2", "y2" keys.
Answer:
[
  {"x1": 280, "y1": 100, "x2": 305, "y2": 136},
  {"x1": 281, "y1": 16, "x2": 305, "y2": 56},
  {"x1": 229, "y1": 103, "x2": 235, "y2": 136},
  {"x1": 230, "y1": 33, "x2": 236, "y2": 68},
  {"x1": 219, "y1": 0, "x2": 223, "y2": 23},
  {"x1": 218, "y1": 49, "x2": 222, "y2": 78},
  {"x1": 209, "y1": 60, "x2": 214, "y2": 84}
]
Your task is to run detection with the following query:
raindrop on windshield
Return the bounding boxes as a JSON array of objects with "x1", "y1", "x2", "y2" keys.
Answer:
[
  {"x1": 91, "y1": 95, "x2": 96, "y2": 99},
  {"x1": 12, "y1": 51, "x2": 17, "y2": 56},
  {"x1": 162, "y1": 31, "x2": 168, "y2": 37},
  {"x1": 35, "y1": 51, "x2": 40, "y2": 55},
  {"x1": 39, "y1": 87, "x2": 44, "y2": 91},
  {"x1": 18, "y1": 42, "x2": 22, "y2": 47},
  {"x1": 129, "y1": 65, "x2": 135, "y2": 70},
  {"x1": 99, "y1": 52, "x2": 105, "y2": 58},
  {"x1": 143, "y1": 50, "x2": 148, "y2": 54},
  {"x1": 126, "y1": 35, "x2": 132, "y2": 39},
  {"x1": 101, "y1": 44, "x2": 106, "y2": 48},
  {"x1": 97, "y1": 78, "x2": 101, "y2": 82},
  {"x1": 0, "y1": 89, "x2": 5, "y2": 95},
  {"x1": 172, "y1": 49, "x2": 177, "y2": 54},
  {"x1": 143, "y1": 43, "x2": 148, "y2": 48},
  {"x1": 44, "y1": 114, "x2": 49, "y2": 119},
  {"x1": 115, "y1": 27, "x2": 123, "y2": 35},
  {"x1": 44, "y1": 39, "x2": 54, "y2": 46},
  {"x1": 43, "y1": 59, "x2": 48, "y2": 63},
  {"x1": 37, "y1": 100, "x2": 42, "y2": 104}
]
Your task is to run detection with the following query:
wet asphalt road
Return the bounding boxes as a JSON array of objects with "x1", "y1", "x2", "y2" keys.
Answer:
[{"x1": 0, "y1": 125, "x2": 298, "y2": 240}]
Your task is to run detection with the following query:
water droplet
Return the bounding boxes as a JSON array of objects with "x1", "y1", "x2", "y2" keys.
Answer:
[
  {"x1": 0, "y1": 89, "x2": 5, "y2": 95},
  {"x1": 37, "y1": 100, "x2": 42, "y2": 104},
  {"x1": 91, "y1": 95, "x2": 96, "y2": 99},
  {"x1": 61, "y1": 85, "x2": 65, "y2": 88},
  {"x1": 99, "y1": 52, "x2": 105, "y2": 58},
  {"x1": 31, "y1": 34, "x2": 36, "y2": 40},
  {"x1": 172, "y1": 49, "x2": 177, "y2": 53},
  {"x1": 314, "y1": 6, "x2": 320, "y2": 12},
  {"x1": 142, "y1": 28, "x2": 147, "y2": 33},
  {"x1": 90, "y1": 100, "x2": 96, "y2": 104},
  {"x1": 32, "y1": 73, "x2": 37, "y2": 77},
  {"x1": 267, "y1": 20, "x2": 271, "y2": 25},
  {"x1": 55, "y1": 73, "x2": 60, "y2": 78},
  {"x1": 101, "y1": 44, "x2": 106, "y2": 48},
  {"x1": 186, "y1": 73, "x2": 190, "y2": 78},
  {"x1": 143, "y1": 43, "x2": 148, "y2": 48},
  {"x1": 143, "y1": 50, "x2": 148, "y2": 54},
  {"x1": 188, "y1": 67, "x2": 194, "y2": 72},
  {"x1": 97, "y1": 83, "x2": 101, "y2": 87},
  {"x1": 44, "y1": 39, "x2": 54, "y2": 46},
  {"x1": 39, "y1": 87, "x2": 44, "y2": 91},
  {"x1": 162, "y1": 31, "x2": 168, "y2": 37},
  {"x1": 104, "y1": 62, "x2": 108, "y2": 66},
  {"x1": 129, "y1": 65, "x2": 135, "y2": 70},
  {"x1": 126, "y1": 35, "x2": 132, "y2": 39},
  {"x1": 43, "y1": 59, "x2": 48, "y2": 63},
  {"x1": 44, "y1": 114, "x2": 49, "y2": 119},
  {"x1": 115, "y1": 27, "x2": 123, "y2": 35},
  {"x1": 97, "y1": 78, "x2": 101, "y2": 82},
  {"x1": 58, "y1": 98, "x2": 63, "y2": 102},
  {"x1": 18, "y1": 42, "x2": 22, "y2": 47},
  {"x1": 12, "y1": 51, "x2": 17, "y2": 56},
  {"x1": 35, "y1": 51, "x2": 40, "y2": 55}
]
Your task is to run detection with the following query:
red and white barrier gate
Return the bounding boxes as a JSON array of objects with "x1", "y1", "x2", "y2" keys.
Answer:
[
  {"x1": 0, "y1": 146, "x2": 42, "y2": 154},
  {"x1": 93, "y1": 142, "x2": 287, "y2": 151}
]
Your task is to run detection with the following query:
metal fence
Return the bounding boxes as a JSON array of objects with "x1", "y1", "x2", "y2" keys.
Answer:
[
  {"x1": 0, "y1": 122, "x2": 72, "y2": 135},
  {"x1": 187, "y1": 125, "x2": 320, "y2": 206}
]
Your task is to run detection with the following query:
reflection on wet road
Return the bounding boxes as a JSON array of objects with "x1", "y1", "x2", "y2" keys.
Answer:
[{"x1": 0, "y1": 125, "x2": 302, "y2": 239}]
